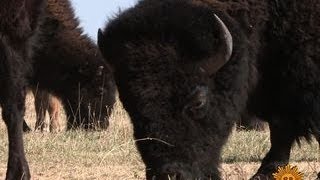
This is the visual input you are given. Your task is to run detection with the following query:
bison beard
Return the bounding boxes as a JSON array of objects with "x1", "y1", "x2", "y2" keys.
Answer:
[
  {"x1": 0, "y1": 0, "x2": 45, "y2": 179},
  {"x1": 98, "y1": 0, "x2": 320, "y2": 179}
]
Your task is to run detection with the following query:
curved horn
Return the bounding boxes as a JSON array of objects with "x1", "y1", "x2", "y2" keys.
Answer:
[
  {"x1": 97, "y1": 28, "x2": 105, "y2": 52},
  {"x1": 200, "y1": 14, "x2": 233, "y2": 75}
]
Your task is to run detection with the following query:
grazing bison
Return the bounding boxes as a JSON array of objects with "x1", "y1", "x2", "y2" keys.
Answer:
[
  {"x1": 0, "y1": 0, "x2": 45, "y2": 179},
  {"x1": 98, "y1": 0, "x2": 320, "y2": 179},
  {"x1": 27, "y1": 0, "x2": 116, "y2": 130}
]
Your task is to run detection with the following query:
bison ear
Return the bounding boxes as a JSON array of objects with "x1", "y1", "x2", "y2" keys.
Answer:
[{"x1": 97, "y1": 29, "x2": 105, "y2": 52}]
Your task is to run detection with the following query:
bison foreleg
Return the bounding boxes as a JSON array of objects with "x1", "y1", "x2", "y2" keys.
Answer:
[
  {"x1": 251, "y1": 121, "x2": 295, "y2": 180},
  {"x1": 1, "y1": 83, "x2": 30, "y2": 180}
]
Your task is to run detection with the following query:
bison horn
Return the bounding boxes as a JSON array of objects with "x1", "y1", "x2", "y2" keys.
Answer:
[
  {"x1": 98, "y1": 29, "x2": 105, "y2": 52},
  {"x1": 200, "y1": 14, "x2": 233, "y2": 75}
]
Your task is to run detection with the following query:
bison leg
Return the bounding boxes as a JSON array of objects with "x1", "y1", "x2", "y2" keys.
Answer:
[
  {"x1": 33, "y1": 89, "x2": 49, "y2": 131},
  {"x1": 251, "y1": 121, "x2": 295, "y2": 180},
  {"x1": 48, "y1": 95, "x2": 61, "y2": 132},
  {"x1": 0, "y1": 84, "x2": 30, "y2": 179},
  {"x1": 23, "y1": 120, "x2": 32, "y2": 132},
  {"x1": 317, "y1": 137, "x2": 320, "y2": 180}
]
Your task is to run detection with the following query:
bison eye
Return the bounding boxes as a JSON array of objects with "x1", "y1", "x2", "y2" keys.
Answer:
[
  {"x1": 183, "y1": 100, "x2": 208, "y2": 120},
  {"x1": 182, "y1": 86, "x2": 209, "y2": 120},
  {"x1": 193, "y1": 101, "x2": 206, "y2": 109}
]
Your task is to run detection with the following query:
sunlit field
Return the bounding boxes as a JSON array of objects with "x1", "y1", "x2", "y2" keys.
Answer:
[{"x1": 0, "y1": 93, "x2": 319, "y2": 179}]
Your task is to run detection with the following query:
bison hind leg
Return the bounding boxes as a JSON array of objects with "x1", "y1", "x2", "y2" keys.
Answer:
[
  {"x1": 48, "y1": 95, "x2": 61, "y2": 132},
  {"x1": 33, "y1": 89, "x2": 49, "y2": 131}
]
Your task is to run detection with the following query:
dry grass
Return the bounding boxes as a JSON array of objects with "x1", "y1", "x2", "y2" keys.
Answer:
[{"x1": 0, "y1": 93, "x2": 319, "y2": 179}]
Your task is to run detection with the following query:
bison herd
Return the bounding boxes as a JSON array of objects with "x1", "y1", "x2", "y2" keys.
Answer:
[{"x1": 0, "y1": 0, "x2": 319, "y2": 179}]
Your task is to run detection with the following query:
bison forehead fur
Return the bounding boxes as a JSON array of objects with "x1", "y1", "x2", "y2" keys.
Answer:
[{"x1": 99, "y1": 0, "x2": 320, "y2": 179}]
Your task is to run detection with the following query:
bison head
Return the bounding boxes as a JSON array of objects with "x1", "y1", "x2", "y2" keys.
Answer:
[
  {"x1": 64, "y1": 60, "x2": 116, "y2": 130},
  {"x1": 98, "y1": 0, "x2": 245, "y2": 179}
]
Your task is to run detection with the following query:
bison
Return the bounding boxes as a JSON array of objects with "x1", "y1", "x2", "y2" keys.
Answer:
[
  {"x1": 98, "y1": 0, "x2": 320, "y2": 179},
  {"x1": 27, "y1": 0, "x2": 116, "y2": 130},
  {"x1": 1, "y1": 0, "x2": 116, "y2": 178},
  {"x1": 0, "y1": 0, "x2": 46, "y2": 179}
]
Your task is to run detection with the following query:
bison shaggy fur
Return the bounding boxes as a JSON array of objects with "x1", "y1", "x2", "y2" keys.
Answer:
[
  {"x1": 0, "y1": 0, "x2": 45, "y2": 179},
  {"x1": 98, "y1": 0, "x2": 320, "y2": 179}
]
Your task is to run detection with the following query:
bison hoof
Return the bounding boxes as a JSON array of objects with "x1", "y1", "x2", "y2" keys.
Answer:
[
  {"x1": 6, "y1": 166, "x2": 31, "y2": 180},
  {"x1": 250, "y1": 173, "x2": 273, "y2": 180}
]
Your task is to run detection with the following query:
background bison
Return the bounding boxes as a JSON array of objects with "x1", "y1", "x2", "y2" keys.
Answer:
[
  {"x1": 27, "y1": 0, "x2": 117, "y2": 130},
  {"x1": 98, "y1": 0, "x2": 320, "y2": 179},
  {"x1": 0, "y1": 0, "x2": 45, "y2": 179}
]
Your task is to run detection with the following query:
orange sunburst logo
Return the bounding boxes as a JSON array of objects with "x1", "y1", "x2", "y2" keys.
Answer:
[{"x1": 273, "y1": 164, "x2": 303, "y2": 180}]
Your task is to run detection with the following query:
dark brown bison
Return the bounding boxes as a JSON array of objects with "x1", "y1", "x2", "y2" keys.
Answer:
[
  {"x1": 27, "y1": 0, "x2": 116, "y2": 130},
  {"x1": 0, "y1": 0, "x2": 46, "y2": 179},
  {"x1": 98, "y1": 0, "x2": 320, "y2": 179}
]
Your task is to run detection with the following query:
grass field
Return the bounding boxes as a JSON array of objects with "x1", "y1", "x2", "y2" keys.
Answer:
[{"x1": 0, "y1": 93, "x2": 319, "y2": 179}]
